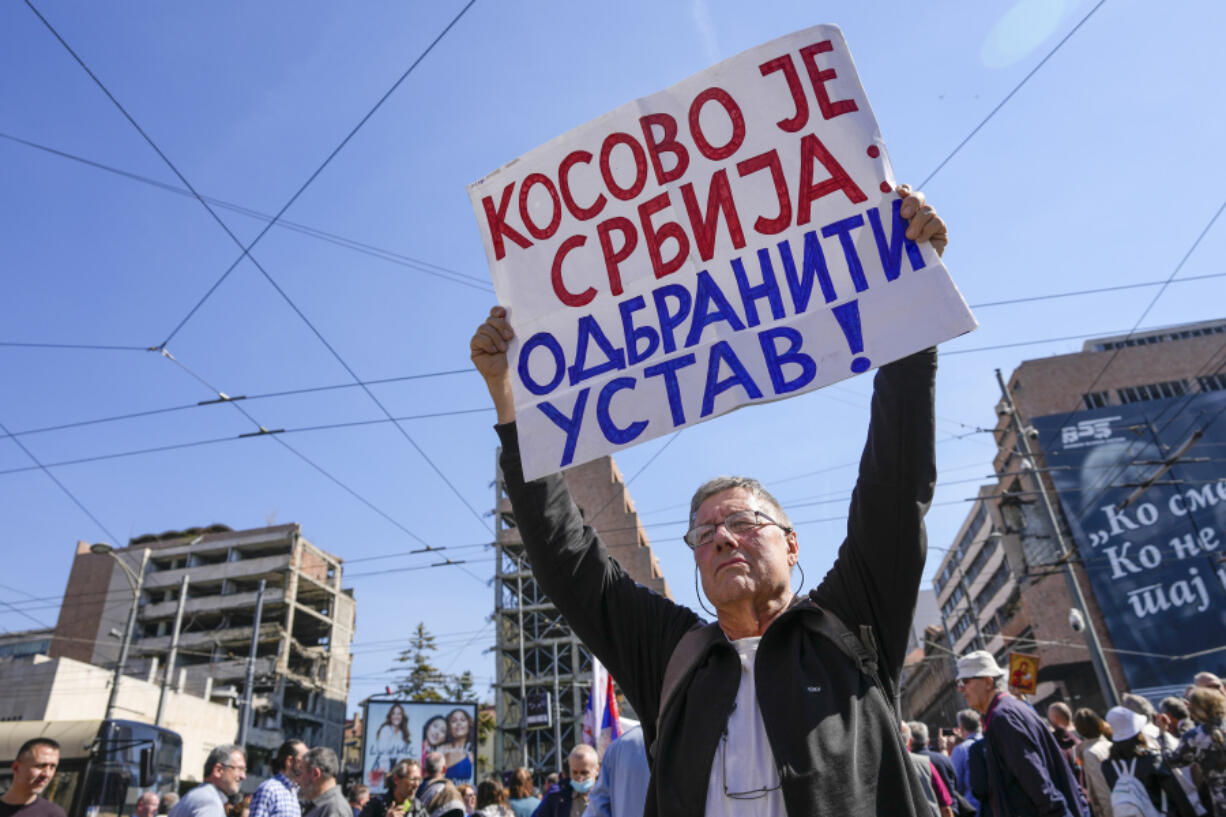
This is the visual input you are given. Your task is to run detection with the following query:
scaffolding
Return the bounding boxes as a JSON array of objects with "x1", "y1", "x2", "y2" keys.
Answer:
[{"x1": 491, "y1": 453, "x2": 671, "y2": 773}]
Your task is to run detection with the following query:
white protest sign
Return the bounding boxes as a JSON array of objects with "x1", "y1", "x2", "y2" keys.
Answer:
[{"x1": 469, "y1": 24, "x2": 977, "y2": 480}]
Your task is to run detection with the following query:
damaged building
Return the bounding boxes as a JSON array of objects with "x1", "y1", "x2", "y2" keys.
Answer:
[{"x1": 50, "y1": 523, "x2": 354, "y2": 773}]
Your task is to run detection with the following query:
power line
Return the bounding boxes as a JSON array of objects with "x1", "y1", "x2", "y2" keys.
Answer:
[
  {"x1": 0, "y1": 417, "x2": 119, "y2": 545},
  {"x1": 0, "y1": 340, "x2": 150, "y2": 351},
  {"x1": 966, "y1": 272, "x2": 1226, "y2": 310},
  {"x1": 919, "y1": 0, "x2": 1108, "y2": 187},
  {"x1": 25, "y1": 0, "x2": 491, "y2": 537},
  {"x1": 0, "y1": 130, "x2": 493, "y2": 293}
]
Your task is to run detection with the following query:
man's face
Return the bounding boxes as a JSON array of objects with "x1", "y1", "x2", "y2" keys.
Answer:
[
  {"x1": 135, "y1": 793, "x2": 159, "y2": 817},
  {"x1": 299, "y1": 766, "x2": 321, "y2": 800},
  {"x1": 958, "y1": 676, "x2": 997, "y2": 713},
  {"x1": 12, "y1": 745, "x2": 59, "y2": 796},
  {"x1": 568, "y1": 753, "x2": 598, "y2": 785},
  {"x1": 392, "y1": 768, "x2": 421, "y2": 802},
  {"x1": 285, "y1": 745, "x2": 309, "y2": 786},
  {"x1": 693, "y1": 488, "x2": 797, "y2": 610},
  {"x1": 214, "y1": 751, "x2": 246, "y2": 796}
]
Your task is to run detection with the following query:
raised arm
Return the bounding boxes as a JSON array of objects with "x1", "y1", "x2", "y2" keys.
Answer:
[
  {"x1": 471, "y1": 307, "x2": 700, "y2": 734},
  {"x1": 811, "y1": 185, "x2": 943, "y2": 684}
]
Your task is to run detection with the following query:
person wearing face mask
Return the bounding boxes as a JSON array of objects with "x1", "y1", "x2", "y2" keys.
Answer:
[{"x1": 532, "y1": 746, "x2": 599, "y2": 817}]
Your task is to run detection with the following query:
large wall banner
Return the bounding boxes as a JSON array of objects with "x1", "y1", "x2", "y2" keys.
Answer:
[
  {"x1": 362, "y1": 700, "x2": 478, "y2": 790},
  {"x1": 469, "y1": 24, "x2": 977, "y2": 479},
  {"x1": 1032, "y1": 392, "x2": 1226, "y2": 697}
]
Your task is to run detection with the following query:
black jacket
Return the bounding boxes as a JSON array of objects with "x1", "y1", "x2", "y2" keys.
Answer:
[
  {"x1": 498, "y1": 348, "x2": 937, "y2": 817},
  {"x1": 983, "y1": 694, "x2": 1089, "y2": 817}
]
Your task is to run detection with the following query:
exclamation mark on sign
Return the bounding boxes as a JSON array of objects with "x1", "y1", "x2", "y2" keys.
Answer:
[{"x1": 832, "y1": 300, "x2": 871, "y2": 374}]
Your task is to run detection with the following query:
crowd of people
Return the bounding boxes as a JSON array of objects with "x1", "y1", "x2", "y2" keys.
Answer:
[{"x1": 903, "y1": 653, "x2": 1226, "y2": 817}]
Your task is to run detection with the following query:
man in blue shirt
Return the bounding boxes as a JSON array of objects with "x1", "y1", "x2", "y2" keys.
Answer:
[
  {"x1": 950, "y1": 709, "x2": 982, "y2": 813},
  {"x1": 249, "y1": 740, "x2": 307, "y2": 817},
  {"x1": 582, "y1": 726, "x2": 648, "y2": 817}
]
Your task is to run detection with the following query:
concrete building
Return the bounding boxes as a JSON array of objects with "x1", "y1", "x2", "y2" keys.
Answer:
[
  {"x1": 0, "y1": 653, "x2": 239, "y2": 783},
  {"x1": 928, "y1": 318, "x2": 1226, "y2": 712},
  {"x1": 492, "y1": 454, "x2": 671, "y2": 773},
  {"x1": 50, "y1": 523, "x2": 355, "y2": 776},
  {"x1": 0, "y1": 628, "x2": 52, "y2": 665}
]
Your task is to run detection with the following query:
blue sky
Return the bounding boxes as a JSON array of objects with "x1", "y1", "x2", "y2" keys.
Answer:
[{"x1": 2, "y1": 0, "x2": 1224, "y2": 712}]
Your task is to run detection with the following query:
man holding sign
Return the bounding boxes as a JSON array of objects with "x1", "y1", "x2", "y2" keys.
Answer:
[
  {"x1": 471, "y1": 183, "x2": 944, "y2": 817},
  {"x1": 468, "y1": 24, "x2": 973, "y2": 817}
]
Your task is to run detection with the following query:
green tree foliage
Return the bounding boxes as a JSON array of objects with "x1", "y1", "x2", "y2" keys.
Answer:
[{"x1": 395, "y1": 624, "x2": 481, "y2": 703}]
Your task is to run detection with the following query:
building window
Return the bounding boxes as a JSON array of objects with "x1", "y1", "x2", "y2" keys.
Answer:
[
  {"x1": 1082, "y1": 391, "x2": 1110, "y2": 409},
  {"x1": 1117, "y1": 380, "x2": 1188, "y2": 404},
  {"x1": 951, "y1": 610, "x2": 973, "y2": 640},
  {"x1": 965, "y1": 534, "x2": 999, "y2": 584},
  {"x1": 1092, "y1": 323, "x2": 1226, "y2": 351},
  {"x1": 1198, "y1": 374, "x2": 1226, "y2": 392},
  {"x1": 976, "y1": 562, "x2": 1012, "y2": 607}
]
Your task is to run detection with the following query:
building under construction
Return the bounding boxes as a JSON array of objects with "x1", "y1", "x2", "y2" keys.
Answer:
[
  {"x1": 51, "y1": 523, "x2": 354, "y2": 774},
  {"x1": 493, "y1": 455, "x2": 671, "y2": 772}
]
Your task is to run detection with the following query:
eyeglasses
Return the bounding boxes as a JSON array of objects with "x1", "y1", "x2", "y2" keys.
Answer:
[
  {"x1": 956, "y1": 677, "x2": 987, "y2": 690},
  {"x1": 684, "y1": 509, "x2": 791, "y2": 550},
  {"x1": 222, "y1": 764, "x2": 247, "y2": 772},
  {"x1": 719, "y1": 730, "x2": 780, "y2": 800}
]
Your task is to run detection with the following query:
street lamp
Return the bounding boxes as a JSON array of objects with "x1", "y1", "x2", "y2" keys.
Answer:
[{"x1": 91, "y1": 543, "x2": 151, "y2": 721}]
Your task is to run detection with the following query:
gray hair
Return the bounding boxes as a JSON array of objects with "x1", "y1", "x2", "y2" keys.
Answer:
[
  {"x1": 688, "y1": 476, "x2": 792, "y2": 529},
  {"x1": 203, "y1": 744, "x2": 243, "y2": 779},
  {"x1": 908, "y1": 721, "x2": 929, "y2": 749},
  {"x1": 1047, "y1": 702, "x2": 1072, "y2": 725},
  {"x1": 957, "y1": 709, "x2": 981, "y2": 733},
  {"x1": 304, "y1": 747, "x2": 339, "y2": 780},
  {"x1": 158, "y1": 793, "x2": 179, "y2": 815},
  {"x1": 568, "y1": 744, "x2": 598, "y2": 765},
  {"x1": 899, "y1": 720, "x2": 912, "y2": 749},
  {"x1": 1122, "y1": 692, "x2": 1156, "y2": 721},
  {"x1": 391, "y1": 759, "x2": 421, "y2": 779},
  {"x1": 423, "y1": 751, "x2": 446, "y2": 778}
]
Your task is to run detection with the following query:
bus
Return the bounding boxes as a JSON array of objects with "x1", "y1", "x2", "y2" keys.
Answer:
[{"x1": 0, "y1": 720, "x2": 182, "y2": 817}]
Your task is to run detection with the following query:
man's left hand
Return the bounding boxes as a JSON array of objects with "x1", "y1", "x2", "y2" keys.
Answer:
[{"x1": 897, "y1": 184, "x2": 948, "y2": 257}]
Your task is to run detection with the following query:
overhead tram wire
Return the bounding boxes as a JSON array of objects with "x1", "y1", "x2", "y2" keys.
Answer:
[
  {"x1": 0, "y1": 131, "x2": 493, "y2": 293},
  {"x1": 1029, "y1": 193, "x2": 1226, "y2": 458},
  {"x1": 0, "y1": 418, "x2": 120, "y2": 546},
  {"x1": 918, "y1": 0, "x2": 1108, "y2": 188},
  {"x1": 0, "y1": 340, "x2": 151, "y2": 351},
  {"x1": 26, "y1": 0, "x2": 490, "y2": 535},
  {"x1": 22, "y1": 0, "x2": 481, "y2": 349},
  {"x1": 1, "y1": 367, "x2": 473, "y2": 441}
]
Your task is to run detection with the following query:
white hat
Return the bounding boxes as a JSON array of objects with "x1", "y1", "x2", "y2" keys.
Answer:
[
  {"x1": 1106, "y1": 706, "x2": 1147, "y2": 742},
  {"x1": 956, "y1": 650, "x2": 1006, "y2": 680}
]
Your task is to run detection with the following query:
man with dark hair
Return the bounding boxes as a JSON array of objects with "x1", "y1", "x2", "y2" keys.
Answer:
[
  {"x1": 0, "y1": 738, "x2": 65, "y2": 817},
  {"x1": 1158, "y1": 697, "x2": 1194, "y2": 739},
  {"x1": 358, "y1": 760, "x2": 425, "y2": 817},
  {"x1": 348, "y1": 785, "x2": 369, "y2": 817},
  {"x1": 302, "y1": 748, "x2": 347, "y2": 817},
  {"x1": 249, "y1": 740, "x2": 307, "y2": 817},
  {"x1": 170, "y1": 745, "x2": 245, "y2": 817},
  {"x1": 910, "y1": 721, "x2": 957, "y2": 799}
]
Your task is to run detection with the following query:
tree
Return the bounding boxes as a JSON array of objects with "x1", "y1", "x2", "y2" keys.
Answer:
[{"x1": 395, "y1": 623, "x2": 446, "y2": 701}]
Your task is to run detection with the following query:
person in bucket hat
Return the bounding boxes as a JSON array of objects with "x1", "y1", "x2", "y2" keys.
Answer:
[{"x1": 956, "y1": 650, "x2": 1088, "y2": 817}]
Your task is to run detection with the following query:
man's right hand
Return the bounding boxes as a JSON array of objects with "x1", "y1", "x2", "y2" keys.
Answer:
[{"x1": 470, "y1": 305, "x2": 516, "y2": 424}]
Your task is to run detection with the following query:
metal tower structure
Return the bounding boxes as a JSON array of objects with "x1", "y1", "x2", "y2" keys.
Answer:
[{"x1": 492, "y1": 452, "x2": 672, "y2": 773}]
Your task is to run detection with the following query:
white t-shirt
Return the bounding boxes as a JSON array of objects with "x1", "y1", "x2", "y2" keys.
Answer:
[{"x1": 703, "y1": 637, "x2": 786, "y2": 817}]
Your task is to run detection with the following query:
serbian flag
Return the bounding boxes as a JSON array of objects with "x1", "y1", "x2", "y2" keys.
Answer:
[{"x1": 581, "y1": 656, "x2": 622, "y2": 758}]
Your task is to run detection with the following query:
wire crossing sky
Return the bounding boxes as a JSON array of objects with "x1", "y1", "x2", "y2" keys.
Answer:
[{"x1": 2, "y1": 1, "x2": 1225, "y2": 710}]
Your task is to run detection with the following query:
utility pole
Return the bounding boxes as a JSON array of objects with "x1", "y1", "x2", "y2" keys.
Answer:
[
  {"x1": 552, "y1": 641, "x2": 561, "y2": 773},
  {"x1": 995, "y1": 369, "x2": 1120, "y2": 707},
  {"x1": 237, "y1": 579, "x2": 266, "y2": 746},
  {"x1": 97, "y1": 546, "x2": 151, "y2": 722},
  {"x1": 155, "y1": 575, "x2": 190, "y2": 726}
]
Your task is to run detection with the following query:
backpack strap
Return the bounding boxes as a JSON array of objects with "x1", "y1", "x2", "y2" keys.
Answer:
[
  {"x1": 651, "y1": 622, "x2": 724, "y2": 758},
  {"x1": 801, "y1": 596, "x2": 900, "y2": 718}
]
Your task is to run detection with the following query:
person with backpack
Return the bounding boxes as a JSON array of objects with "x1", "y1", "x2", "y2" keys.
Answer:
[
  {"x1": 1168, "y1": 688, "x2": 1226, "y2": 817},
  {"x1": 1101, "y1": 706, "x2": 1197, "y2": 817},
  {"x1": 468, "y1": 185, "x2": 949, "y2": 817}
]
